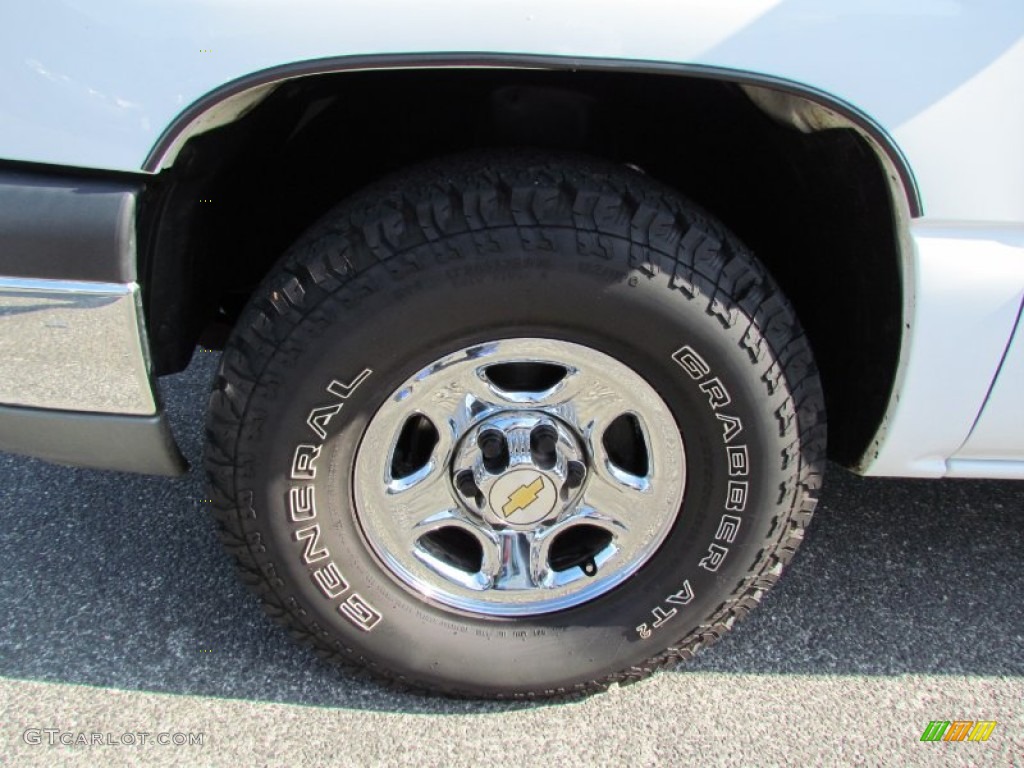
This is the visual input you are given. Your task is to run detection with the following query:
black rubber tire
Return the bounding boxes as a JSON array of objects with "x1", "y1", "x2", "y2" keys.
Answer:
[{"x1": 204, "y1": 151, "x2": 826, "y2": 698}]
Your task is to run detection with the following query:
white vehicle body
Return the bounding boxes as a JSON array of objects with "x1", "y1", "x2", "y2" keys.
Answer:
[{"x1": 0, "y1": 1, "x2": 1022, "y2": 478}]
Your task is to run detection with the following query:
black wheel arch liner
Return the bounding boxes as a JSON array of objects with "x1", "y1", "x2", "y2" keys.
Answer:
[{"x1": 143, "y1": 52, "x2": 922, "y2": 217}]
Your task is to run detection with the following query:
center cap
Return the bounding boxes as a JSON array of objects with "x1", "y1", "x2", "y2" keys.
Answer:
[
  {"x1": 449, "y1": 410, "x2": 588, "y2": 528},
  {"x1": 488, "y1": 469, "x2": 558, "y2": 526}
]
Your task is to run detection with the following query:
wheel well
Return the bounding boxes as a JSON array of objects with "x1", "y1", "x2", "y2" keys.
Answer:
[{"x1": 138, "y1": 66, "x2": 904, "y2": 468}]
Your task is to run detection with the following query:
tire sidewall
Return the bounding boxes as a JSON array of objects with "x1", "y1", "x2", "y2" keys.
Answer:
[{"x1": 234, "y1": 231, "x2": 792, "y2": 695}]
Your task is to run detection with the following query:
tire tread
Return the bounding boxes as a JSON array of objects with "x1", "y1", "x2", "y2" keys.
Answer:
[{"x1": 204, "y1": 151, "x2": 826, "y2": 699}]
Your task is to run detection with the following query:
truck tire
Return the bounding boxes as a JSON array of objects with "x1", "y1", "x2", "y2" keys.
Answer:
[{"x1": 204, "y1": 151, "x2": 826, "y2": 698}]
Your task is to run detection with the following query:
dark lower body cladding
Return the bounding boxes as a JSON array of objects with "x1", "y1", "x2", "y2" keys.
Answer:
[{"x1": 0, "y1": 166, "x2": 185, "y2": 476}]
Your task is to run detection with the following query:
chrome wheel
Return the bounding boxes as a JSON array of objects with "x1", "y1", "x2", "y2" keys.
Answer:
[{"x1": 354, "y1": 338, "x2": 686, "y2": 616}]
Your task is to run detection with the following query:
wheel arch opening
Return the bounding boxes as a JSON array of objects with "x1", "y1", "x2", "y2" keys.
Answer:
[{"x1": 138, "y1": 57, "x2": 912, "y2": 468}]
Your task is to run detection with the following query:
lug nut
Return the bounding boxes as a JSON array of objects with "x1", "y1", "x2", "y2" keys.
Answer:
[
  {"x1": 531, "y1": 425, "x2": 558, "y2": 470},
  {"x1": 566, "y1": 461, "x2": 585, "y2": 489},
  {"x1": 455, "y1": 470, "x2": 478, "y2": 498},
  {"x1": 533, "y1": 427, "x2": 557, "y2": 455},
  {"x1": 479, "y1": 431, "x2": 503, "y2": 459},
  {"x1": 478, "y1": 430, "x2": 508, "y2": 472}
]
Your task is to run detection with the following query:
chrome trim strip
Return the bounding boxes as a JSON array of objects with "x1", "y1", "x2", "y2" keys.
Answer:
[
  {"x1": 0, "y1": 276, "x2": 134, "y2": 296},
  {"x1": 0, "y1": 277, "x2": 157, "y2": 415}
]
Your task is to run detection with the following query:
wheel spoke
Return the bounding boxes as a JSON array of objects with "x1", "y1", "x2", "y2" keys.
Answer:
[
  {"x1": 400, "y1": 368, "x2": 506, "y2": 444},
  {"x1": 482, "y1": 530, "x2": 535, "y2": 590},
  {"x1": 574, "y1": 463, "x2": 650, "y2": 541},
  {"x1": 382, "y1": 460, "x2": 458, "y2": 533},
  {"x1": 548, "y1": 367, "x2": 632, "y2": 437}
]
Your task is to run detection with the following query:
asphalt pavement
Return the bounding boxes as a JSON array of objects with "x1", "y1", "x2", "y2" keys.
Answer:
[{"x1": 1, "y1": 349, "x2": 1022, "y2": 766}]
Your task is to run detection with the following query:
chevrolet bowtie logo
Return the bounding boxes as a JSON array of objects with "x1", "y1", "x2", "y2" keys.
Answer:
[{"x1": 502, "y1": 477, "x2": 545, "y2": 518}]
